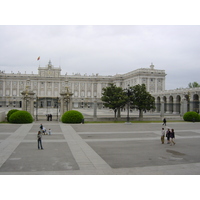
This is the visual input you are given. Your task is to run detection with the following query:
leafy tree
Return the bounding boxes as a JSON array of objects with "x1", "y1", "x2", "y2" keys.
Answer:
[
  {"x1": 101, "y1": 83, "x2": 127, "y2": 119},
  {"x1": 129, "y1": 84, "x2": 155, "y2": 121},
  {"x1": 188, "y1": 82, "x2": 200, "y2": 88}
]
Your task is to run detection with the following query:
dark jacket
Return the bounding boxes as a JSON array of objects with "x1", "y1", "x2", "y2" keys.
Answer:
[
  {"x1": 170, "y1": 131, "x2": 175, "y2": 138},
  {"x1": 166, "y1": 130, "x2": 170, "y2": 138}
]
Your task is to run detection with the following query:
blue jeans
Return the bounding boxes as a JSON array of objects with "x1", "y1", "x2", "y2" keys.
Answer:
[{"x1": 38, "y1": 138, "x2": 43, "y2": 149}]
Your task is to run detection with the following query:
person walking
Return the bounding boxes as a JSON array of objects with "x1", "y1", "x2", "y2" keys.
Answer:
[
  {"x1": 37, "y1": 130, "x2": 44, "y2": 150},
  {"x1": 162, "y1": 118, "x2": 166, "y2": 126},
  {"x1": 161, "y1": 128, "x2": 165, "y2": 144},
  {"x1": 170, "y1": 129, "x2": 176, "y2": 146},
  {"x1": 166, "y1": 128, "x2": 171, "y2": 144}
]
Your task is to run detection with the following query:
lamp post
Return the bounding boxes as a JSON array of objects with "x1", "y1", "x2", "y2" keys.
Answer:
[
  {"x1": 125, "y1": 84, "x2": 131, "y2": 123},
  {"x1": 25, "y1": 86, "x2": 29, "y2": 111},
  {"x1": 93, "y1": 95, "x2": 97, "y2": 120},
  {"x1": 36, "y1": 96, "x2": 38, "y2": 121}
]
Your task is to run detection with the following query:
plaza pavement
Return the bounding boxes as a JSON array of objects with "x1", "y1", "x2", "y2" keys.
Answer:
[{"x1": 0, "y1": 121, "x2": 200, "y2": 175}]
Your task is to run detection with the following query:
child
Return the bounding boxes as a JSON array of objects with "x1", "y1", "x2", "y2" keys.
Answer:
[{"x1": 48, "y1": 128, "x2": 52, "y2": 135}]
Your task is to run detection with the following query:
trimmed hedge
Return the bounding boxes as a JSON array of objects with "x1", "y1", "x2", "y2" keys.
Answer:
[
  {"x1": 183, "y1": 111, "x2": 200, "y2": 122},
  {"x1": 9, "y1": 110, "x2": 33, "y2": 124},
  {"x1": 7, "y1": 109, "x2": 19, "y2": 122},
  {"x1": 61, "y1": 110, "x2": 84, "y2": 124}
]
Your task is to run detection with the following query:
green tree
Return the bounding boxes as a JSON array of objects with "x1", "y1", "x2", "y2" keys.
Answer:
[
  {"x1": 129, "y1": 84, "x2": 155, "y2": 121},
  {"x1": 101, "y1": 83, "x2": 127, "y2": 119},
  {"x1": 188, "y1": 82, "x2": 200, "y2": 88}
]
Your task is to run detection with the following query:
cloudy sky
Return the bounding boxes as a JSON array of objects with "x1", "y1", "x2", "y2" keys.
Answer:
[
  {"x1": 1, "y1": 1, "x2": 200, "y2": 91},
  {"x1": 1, "y1": 25, "x2": 200, "y2": 90}
]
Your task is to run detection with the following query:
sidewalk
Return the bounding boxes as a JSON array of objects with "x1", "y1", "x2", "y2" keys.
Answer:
[{"x1": 0, "y1": 122, "x2": 200, "y2": 174}]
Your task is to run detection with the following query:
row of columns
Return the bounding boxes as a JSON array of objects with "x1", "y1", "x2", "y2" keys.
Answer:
[{"x1": 156, "y1": 97, "x2": 200, "y2": 117}]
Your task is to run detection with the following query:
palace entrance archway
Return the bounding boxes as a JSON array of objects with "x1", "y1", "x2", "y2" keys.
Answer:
[{"x1": 34, "y1": 97, "x2": 60, "y2": 121}]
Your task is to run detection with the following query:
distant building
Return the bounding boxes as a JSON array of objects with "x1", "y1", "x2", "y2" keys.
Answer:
[{"x1": 0, "y1": 61, "x2": 166, "y2": 109}]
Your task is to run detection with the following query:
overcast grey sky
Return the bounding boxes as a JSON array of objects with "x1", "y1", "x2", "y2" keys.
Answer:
[{"x1": 1, "y1": 25, "x2": 200, "y2": 90}]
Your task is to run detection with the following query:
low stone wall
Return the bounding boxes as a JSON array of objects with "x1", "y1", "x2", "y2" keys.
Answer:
[
  {"x1": 0, "y1": 111, "x2": 5, "y2": 122},
  {"x1": 83, "y1": 115, "x2": 183, "y2": 122}
]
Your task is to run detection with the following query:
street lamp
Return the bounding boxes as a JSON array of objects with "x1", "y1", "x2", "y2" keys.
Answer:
[
  {"x1": 56, "y1": 97, "x2": 59, "y2": 121},
  {"x1": 25, "y1": 86, "x2": 29, "y2": 111},
  {"x1": 125, "y1": 84, "x2": 131, "y2": 123},
  {"x1": 36, "y1": 96, "x2": 38, "y2": 121}
]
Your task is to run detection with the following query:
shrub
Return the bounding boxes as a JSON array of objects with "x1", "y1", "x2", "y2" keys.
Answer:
[
  {"x1": 61, "y1": 110, "x2": 84, "y2": 124},
  {"x1": 183, "y1": 111, "x2": 200, "y2": 122},
  {"x1": 7, "y1": 109, "x2": 19, "y2": 122},
  {"x1": 9, "y1": 110, "x2": 33, "y2": 124}
]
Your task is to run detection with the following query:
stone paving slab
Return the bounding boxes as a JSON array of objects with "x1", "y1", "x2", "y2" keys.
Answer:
[
  {"x1": 79, "y1": 132, "x2": 157, "y2": 139},
  {"x1": 0, "y1": 122, "x2": 200, "y2": 174},
  {"x1": 86, "y1": 138, "x2": 200, "y2": 169},
  {"x1": 0, "y1": 142, "x2": 79, "y2": 172},
  {"x1": 29, "y1": 124, "x2": 62, "y2": 133}
]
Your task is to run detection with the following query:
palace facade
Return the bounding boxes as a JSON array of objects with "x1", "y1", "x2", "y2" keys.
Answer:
[
  {"x1": 1, "y1": 60, "x2": 199, "y2": 117},
  {"x1": 0, "y1": 61, "x2": 166, "y2": 110}
]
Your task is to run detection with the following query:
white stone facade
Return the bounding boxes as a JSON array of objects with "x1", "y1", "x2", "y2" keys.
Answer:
[{"x1": 0, "y1": 61, "x2": 166, "y2": 109}]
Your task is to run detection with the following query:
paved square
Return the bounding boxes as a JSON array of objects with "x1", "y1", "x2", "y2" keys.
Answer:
[
  {"x1": 0, "y1": 122, "x2": 200, "y2": 174},
  {"x1": 0, "y1": 142, "x2": 79, "y2": 172}
]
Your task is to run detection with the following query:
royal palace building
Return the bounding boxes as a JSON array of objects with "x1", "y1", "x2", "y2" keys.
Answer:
[
  {"x1": 1, "y1": 60, "x2": 199, "y2": 117},
  {"x1": 0, "y1": 61, "x2": 165, "y2": 109}
]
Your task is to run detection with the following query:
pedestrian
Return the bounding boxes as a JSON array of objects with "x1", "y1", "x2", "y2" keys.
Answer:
[
  {"x1": 48, "y1": 128, "x2": 52, "y2": 135},
  {"x1": 37, "y1": 130, "x2": 44, "y2": 150},
  {"x1": 43, "y1": 126, "x2": 46, "y2": 135},
  {"x1": 166, "y1": 128, "x2": 171, "y2": 144},
  {"x1": 170, "y1": 129, "x2": 176, "y2": 146},
  {"x1": 161, "y1": 128, "x2": 165, "y2": 144},
  {"x1": 162, "y1": 118, "x2": 166, "y2": 126},
  {"x1": 40, "y1": 124, "x2": 43, "y2": 132}
]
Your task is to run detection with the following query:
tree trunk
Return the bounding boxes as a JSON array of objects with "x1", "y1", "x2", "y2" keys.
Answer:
[
  {"x1": 117, "y1": 107, "x2": 121, "y2": 119},
  {"x1": 114, "y1": 109, "x2": 117, "y2": 120},
  {"x1": 139, "y1": 109, "x2": 143, "y2": 121}
]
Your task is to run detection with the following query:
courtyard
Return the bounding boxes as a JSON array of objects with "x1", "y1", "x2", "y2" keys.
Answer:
[{"x1": 0, "y1": 121, "x2": 200, "y2": 175}]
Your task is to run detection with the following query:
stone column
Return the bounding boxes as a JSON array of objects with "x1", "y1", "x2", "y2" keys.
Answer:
[
  {"x1": 29, "y1": 91, "x2": 35, "y2": 117},
  {"x1": 190, "y1": 101, "x2": 194, "y2": 112},
  {"x1": 60, "y1": 91, "x2": 73, "y2": 116},
  {"x1": 155, "y1": 98, "x2": 160, "y2": 113},
  {"x1": 181, "y1": 97, "x2": 188, "y2": 116},
  {"x1": 165, "y1": 100, "x2": 171, "y2": 114},
  {"x1": 173, "y1": 100, "x2": 178, "y2": 114},
  {"x1": 21, "y1": 90, "x2": 35, "y2": 117},
  {"x1": 160, "y1": 99, "x2": 165, "y2": 118},
  {"x1": 93, "y1": 96, "x2": 97, "y2": 120},
  {"x1": 69, "y1": 96, "x2": 73, "y2": 111},
  {"x1": 59, "y1": 95, "x2": 65, "y2": 117}
]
